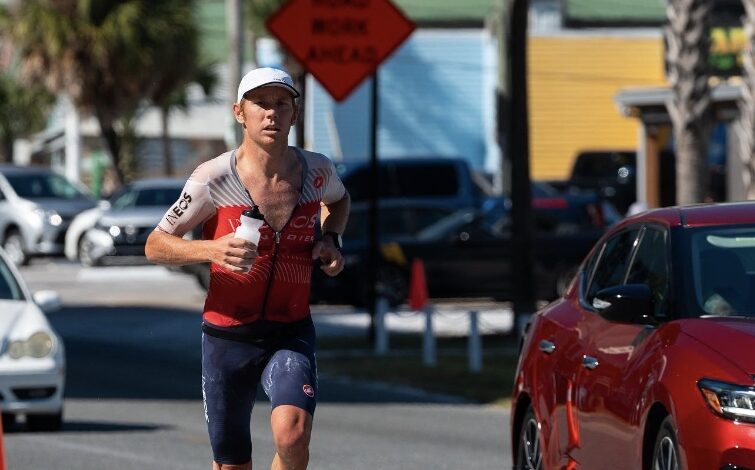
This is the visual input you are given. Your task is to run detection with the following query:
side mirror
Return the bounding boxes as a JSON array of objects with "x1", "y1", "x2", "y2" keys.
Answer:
[
  {"x1": 593, "y1": 283, "x2": 655, "y2": 325},
  {"x1": 33, "y1": 290, "x2": 61, "y2": 313}
]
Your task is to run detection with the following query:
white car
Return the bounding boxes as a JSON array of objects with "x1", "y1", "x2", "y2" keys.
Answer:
[
  {"x1": 0, "y1": 164, "x2": 96, "y2": 266},
  {"x1": 0, "y1": 249, "x2": 65, "y2": 431},
  {"x1": 64, "y1": 205, "x2": 104, "y2": 263}
]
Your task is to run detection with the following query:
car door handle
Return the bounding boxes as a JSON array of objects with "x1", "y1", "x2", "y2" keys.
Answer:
[
  {"x1": 582, "y1": 355, "x2": 599, "y2": 370},
  {"x1": 539, "y1": 340, "x2": 556, "y2": 354}
]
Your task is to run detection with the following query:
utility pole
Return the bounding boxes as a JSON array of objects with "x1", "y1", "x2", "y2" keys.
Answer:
[
  {"x1": 493, "y1": 0, "x2": 510, "y2": 195},
  {"x1": 226, "y1": 0, "x2": 244, "y2": 148},
  {"x1": 504, "y1": 0, "x2": 536, "y2": 335}
]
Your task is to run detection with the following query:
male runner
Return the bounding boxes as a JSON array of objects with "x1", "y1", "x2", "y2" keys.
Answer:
[{"x1": 145, "y1": 67, "x2": 350, "y2": 470}]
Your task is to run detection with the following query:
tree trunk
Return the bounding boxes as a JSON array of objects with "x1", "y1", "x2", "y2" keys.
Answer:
[
  {"x1": 97, "y1": 115, "x2": 124, "y2": 185},
  {"x1": 161, "y1": 106, "x2": 173, "y2": 176},
  {"x1": 739, "y1": 0, "x2": 755, "y2": 200},
  {"x1": 665, "y1": 0, "x2": 713, "y2": 205},
  {"x1": 1, "y1": 137, "x2": 12, "y2": 164}
]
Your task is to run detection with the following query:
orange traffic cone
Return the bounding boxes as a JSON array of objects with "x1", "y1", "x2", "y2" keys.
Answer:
[{"x1": 409, "y1": 258, "x2": 429, "y2": 310}]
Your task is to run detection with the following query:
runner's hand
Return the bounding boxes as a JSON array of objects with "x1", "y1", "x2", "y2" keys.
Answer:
[
  {"x1": 312, "y1": 240, "x2": 344, "y2": 277},
  {"x1": 210, "y1": 233, "x2": 257, "y2": 273}
]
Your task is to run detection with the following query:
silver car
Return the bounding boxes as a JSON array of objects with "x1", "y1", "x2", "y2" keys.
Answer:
[
  {"x1": 0, "y1": 165, "x2": 96, "y2": 265},
  {"x1": 76, "y1": 178, "x2": 184, "y2": 265}
]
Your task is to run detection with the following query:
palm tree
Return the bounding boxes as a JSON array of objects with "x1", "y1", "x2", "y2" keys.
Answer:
[
  {"x1": 739, "y1": 0, "x2": 755, "y2": 199},
  {"x1": 4, "y1": 0, "x2": 200, "y2": 184},
  {"x1": 246, "y1": 0, "x2": 286, "y2": 34},
  {"x1": 665, "y1": 0, "x2": 714, "y2": 204},
  {"x1": 152, "y1": 61, "x2": 218, "y2": 176},
  {"x1": 0, "y1": 71, "x2": 55, "y2": 162}
]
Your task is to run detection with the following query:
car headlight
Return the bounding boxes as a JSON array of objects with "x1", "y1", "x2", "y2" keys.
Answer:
[
  {"x1": 699, "y1": 378, "x2": 755, "y2": 423},
  {"x1": 7, "y1": 332, "x2": 54, "y2": 359},
  {"x1": 95, "y1": 222, "x2": 122, "y2": 238},
  {"x1": 34, "y1": 208, "x2": 63, "y2": 226}
]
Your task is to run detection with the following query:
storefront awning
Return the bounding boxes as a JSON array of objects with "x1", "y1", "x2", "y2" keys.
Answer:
[{"x1": 615, "y1": 83, "x2": 743, "y2": 124}]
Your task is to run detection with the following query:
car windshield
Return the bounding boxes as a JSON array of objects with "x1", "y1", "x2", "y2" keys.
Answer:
[
  {"x1": 111, "y1": 187, "x2": 182, "y2": 209},
  {"x1": 0, "y1": 257, "x2": 24, "y2": 301},
  {"x1": 6, "y1": 173, "x2": 87, "y2": 200},
  {"x1": 688, "y1": 226, "x2": 755, "y2": 317}
]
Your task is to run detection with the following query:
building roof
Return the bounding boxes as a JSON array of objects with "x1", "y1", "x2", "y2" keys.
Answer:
[
  {"x1": 564, "y1": 0, "x2": 745, "y2": 27},
  {"x1": 393, "y1": 0, "x2": 496, "y2": 25},
  {"x1": 564, "y1": 0, "x2": 665, "y2": 26},
  {"x1": 614, "y1": 83, "x2": 743, "y2": 124}
]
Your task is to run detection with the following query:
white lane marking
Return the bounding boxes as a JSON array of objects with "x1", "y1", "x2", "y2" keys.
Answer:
[
  {"x1": 13, "y1": 435, "x2": 158, "y2": 464},
  {"x1": 76, "y1": 266, "x2": 181, "y2": 283}
]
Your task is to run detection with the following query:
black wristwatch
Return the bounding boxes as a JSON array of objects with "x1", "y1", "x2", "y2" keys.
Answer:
[{"x1": 322, "y1": 231, "x2": 342, "y2": 250}]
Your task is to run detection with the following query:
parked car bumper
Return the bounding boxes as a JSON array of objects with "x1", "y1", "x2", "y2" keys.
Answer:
[
  {"x1": 82, "y1": 228, "x2": 151, "y2": 265},
  {"x1": 0, "y1": 357, "x2": 65, "y2": 415},
  {"x1": 26, "y1": 222, "x2": 69, "y2": 257},
  {"x1": 679, "y1": 411, "x2": 755, "y2": 470}
]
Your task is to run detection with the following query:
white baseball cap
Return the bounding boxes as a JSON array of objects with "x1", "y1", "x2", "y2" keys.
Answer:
[{"x1": 236, "y1": 67, "x2": 300, "y2": 103}]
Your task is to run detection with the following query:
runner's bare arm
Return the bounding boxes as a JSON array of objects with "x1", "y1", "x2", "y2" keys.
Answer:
[
  {"x1": 145, "y1": 231, "x2": 256, "y2": 273},
  {"x1": 320, "y1": 191, "x2": 351, "y2": 235}
]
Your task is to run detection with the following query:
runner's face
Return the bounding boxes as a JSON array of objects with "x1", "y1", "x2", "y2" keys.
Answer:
[{"x1": 237, "y1": 87, "x2": 297, "y2": 145}]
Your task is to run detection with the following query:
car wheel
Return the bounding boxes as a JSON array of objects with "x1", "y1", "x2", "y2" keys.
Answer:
[
  {"x1": 516, "y1": 406, "x2": 543, "y2": 470},
  {"x1": 26, "y1": 410, "x2": 63, "y2": 432},
  {"x1": 652, "y1": 416, "x2": 680, "y2": 470},
  {"x1": 3, "y1": 229, "x2": 27, "y2": 266},
  {"x1": 78, "y1": 236, "x2": 99, "y2": 267}
]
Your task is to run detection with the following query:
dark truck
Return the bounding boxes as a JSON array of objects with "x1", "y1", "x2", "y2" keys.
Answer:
[
  {"x1": 311, "y1": 159, "x2": 621, "y2": 306},
  {"x1": 549, "y1": 149, "x2": 690, "y2": 215},
  {"x1": 547, "y1": 150, "x2": 638, "y2": 215}
]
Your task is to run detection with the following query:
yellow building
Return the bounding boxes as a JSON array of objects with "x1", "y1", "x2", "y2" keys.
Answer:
[{"x1": 528, "y1": 33, "x2": 667, "y2": 180}]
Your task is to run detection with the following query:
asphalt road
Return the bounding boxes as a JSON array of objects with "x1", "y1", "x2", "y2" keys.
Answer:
[{"x1": 5, "y1": 259, "x2": 512, "y2": 469}]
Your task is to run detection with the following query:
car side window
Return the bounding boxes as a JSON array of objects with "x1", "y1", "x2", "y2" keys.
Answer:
[
  {"x1": 580, "y1": 243, "x2": 603, "y2": 294},
  {"x1": 586, "y1": 228, "x2": 640, "y2": 305},
  {"x1": 626, "y1": 227, "x2": 669, "y2": 318},
  {"x1": 112, "y1": 189, "x2": 138, "y2": 209}
]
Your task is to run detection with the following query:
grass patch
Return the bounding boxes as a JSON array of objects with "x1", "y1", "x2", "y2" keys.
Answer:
[{"x1": 317, "y1": 333, "x2": 520, "y2": 405}]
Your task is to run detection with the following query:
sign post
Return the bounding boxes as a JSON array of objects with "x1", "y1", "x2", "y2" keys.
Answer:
[{"x1": 268, "y1": 0, "x2": 416, "y2": 337}]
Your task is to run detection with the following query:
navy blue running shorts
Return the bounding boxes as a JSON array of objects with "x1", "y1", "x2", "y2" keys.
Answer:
[{"x1": 201, "y1": 318, "x2": 317, "y2": 465}]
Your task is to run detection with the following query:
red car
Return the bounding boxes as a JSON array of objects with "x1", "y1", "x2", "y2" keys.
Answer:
[{"x1": 511, "y1": 202, "x2": 755, "y2": 470}]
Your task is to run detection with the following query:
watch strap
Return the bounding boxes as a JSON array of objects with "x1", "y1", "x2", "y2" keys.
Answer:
[{"x1": 323, "y1": 231, "x2": 342, "y2": 249}]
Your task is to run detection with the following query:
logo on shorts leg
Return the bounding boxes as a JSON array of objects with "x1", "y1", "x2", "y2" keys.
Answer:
[{"x1": 303, "y1": 384, "x2": 315, "y2": 398}]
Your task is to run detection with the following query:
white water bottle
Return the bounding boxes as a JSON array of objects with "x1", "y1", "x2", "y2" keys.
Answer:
[{"x1": 235, "y1": 205, "x2": 264, "y2": 245}]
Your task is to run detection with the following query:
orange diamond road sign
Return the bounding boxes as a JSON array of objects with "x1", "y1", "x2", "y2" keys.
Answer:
[{"x1": 267, "y1": 0, "x2": 416, "y2": 102}]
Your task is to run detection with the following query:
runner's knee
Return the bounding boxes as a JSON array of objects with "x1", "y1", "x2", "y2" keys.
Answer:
[
  {"x1": 272, "y1": 408, "x2": 311, "y2": 457},
  {"x1": 274, "y1": 423, "x2": 310, "y2": 455}
]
